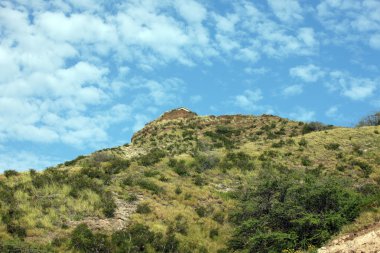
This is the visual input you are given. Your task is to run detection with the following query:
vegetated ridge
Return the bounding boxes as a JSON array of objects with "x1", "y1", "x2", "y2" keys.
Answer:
[{"x1": 0, "y1": 108, "x2": 379, "y2": 253}]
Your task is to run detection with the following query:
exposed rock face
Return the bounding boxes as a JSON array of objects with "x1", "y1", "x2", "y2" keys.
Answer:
[
  {"x1": 158, "y1": 107, "x2": 197, "y2": 121},
  {"x1": 318, "y1": 223, "x2": 380, "y2": 253}
]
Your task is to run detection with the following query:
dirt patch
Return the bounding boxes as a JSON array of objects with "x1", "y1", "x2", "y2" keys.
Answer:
[
  {"x1": 318, "y1": 223, "x2": 380, "y2": 253},
  {"x1": 68, "y1": 194, "x2": 144, "y2": 232}
]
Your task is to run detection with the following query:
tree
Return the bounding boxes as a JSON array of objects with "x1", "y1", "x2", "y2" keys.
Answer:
[{"x1": 357, "y1": 112, "x2": 380, "y2": 127}]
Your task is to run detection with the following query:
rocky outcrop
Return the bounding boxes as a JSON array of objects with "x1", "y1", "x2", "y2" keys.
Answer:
[
  {"x1": 319, "y1": 223, "x2": 380, "y2": 253},
  {"x1": 158, "y1": 107, "x2": 197, "y2": 121}
]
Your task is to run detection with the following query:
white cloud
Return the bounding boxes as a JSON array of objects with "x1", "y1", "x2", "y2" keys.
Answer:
[
  {"x1": 190, "y1": 95, "x2": 202, "y2": 103},
  {"x1": 327, "y1": 71, "x2": 377, "y2": 100},
  {"x1": 369, "y1": 34, "x2": 380, "y2": 50},
  {"x1": 0, "y1": 151, "x2": 59, "y2": 171},
  {"x1": 175, "y1": 0, "x2": 207, "y2": 24},
  {"x1": 233, "y1": 89, "x2": 264, "y2": 111},
  {"x1": 289, "y1": 107, "x2": 315, "y2": 122},
  {"x1": 133, "y1": 114, "x2": 150, "y2": 132},
  {"x1": 282, "y1": 84, "x2": 303, "y2": 96},
  {"x1": 317, "y1": 0, "x2": 380, "y2": 47},
  {"x1": 267, "y1": 0, "x2": 303, "y2": 23},
  {"x1": 290, "y1": 64, "x2": 325, "y2": 82},
  {"x1": 325, "y1": 106, "x2": 339, "y2": 117},
  {"x1": 244, "y1": 67, "x2": 269, "y2": 75}
]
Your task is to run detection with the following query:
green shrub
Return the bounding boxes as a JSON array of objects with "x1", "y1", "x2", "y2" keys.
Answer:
[
  {"x1": 209, "y1": 228, "x2": 219, "y2": 239},
  {"x1": 193, "y1": 153, "x2": 220, "y2": 172},
  {"x1": 111, "y1": 223, "x2": 179, "y2": 252},
  {"x1": 298, "y1": 138, "x2": 308, "y2": 147},
  {"x1": 325, "y1": 143, "x2": 340, "y2": 150},
  {"x1": 228, "y1": 171, "x2": 362, "y2": 252},
  {"x1": 301, "y1": 156, "x2": 312, "y2": 166},
  {"x1": 143, "y1": 169, "x2": 160, "y2": 177},
  {"x1": 220, "y1": 152, "x2": 254, "y2": 171},
  {"x1": 70, "y1": 224, "x2": 110, "y2": 253},
  {"x1": 6, "y1": 222, "x2": 27, "y2": 239},
  {"x1": 137, "y1": 148, "x2": 165, "y2": 166},
  {"x1": 357, "y1": 112, "x2": 380, "y2": 126},
  {"x1": 195, "y1": 206, "x2": 207, "y2": 217},
  {"x1": 175, "y1": 186, "x2": 182, "y2": 195},
  {"x1": 101, "y1": 192, "x2": 117, "y2": 218},
  {"x1": 271, "y1": 140, "x2": 286, "y2": 148},
  {"x1": 168, "y1": 159, "x2": 188, "y2": 176},
  {"x1": 136, "y1": 203, "x2": 151, "y2": 214},
  {"x1": 137, "y1": 179, "x2": 163, "y2": 194},
  {"x1": 213, "y1": 212, "x2": 225, "y2": 224},
  {"x1": 4, "y1": 170, "x2": 19, "y2": 178},
  {"x1": 172, "y1": 215, "x2": 188, "y2": 235},
  {"x1": 351, "y1": 159, "x2": 373, "y2": 177},
  {"x1": 302, "y1": 122, "x2": 333, "y2": 134},
  {"x1": 121, "y1": 176, "x2": 134, "y2": 186},
  {"x1": 193, "y1": 175, "x2": 206, "y2": 186}
]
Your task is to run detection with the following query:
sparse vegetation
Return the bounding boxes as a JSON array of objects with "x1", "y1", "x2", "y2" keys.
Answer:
[{"x1": 1, "y1": 111, "x2": 379, "y2": 252}]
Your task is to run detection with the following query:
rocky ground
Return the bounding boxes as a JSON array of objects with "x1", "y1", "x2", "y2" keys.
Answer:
[{"x1": 319, "y1": 223, "x2": 380, "y2": 253}]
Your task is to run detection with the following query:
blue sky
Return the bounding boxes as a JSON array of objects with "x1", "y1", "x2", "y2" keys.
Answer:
[{"x1": 0, "y1": 0, "x2": 379, "y2": 171}]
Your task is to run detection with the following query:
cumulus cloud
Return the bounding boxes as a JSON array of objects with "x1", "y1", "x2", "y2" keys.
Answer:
[
  {"x1": 289, "y1": 107, "x2": 315, "y2": 122},
  {"x1": 0, "y1": 151, "x2": 60, "y2": 172},
  {"x1": 233, "y1": 89, "x2": 265, "y2": 111},
  {"x1": 325, "y1": 106, "x2": 339, "y2": 117},
  {"x1": 317, "y1": 0, "x2": 380, "y2": 47},
  {"x1": 267, "y1": 0, "x2": 303, "y2": 23},
  {"x1": 290, "y1": 64, "x2": 325, "y2": 82},
  {"x1": 282, "y1": 85, "x2": 303, "y2": 96},
  {"x1": 369, "y1": 34, "x2": 380, "y2": 50},
  {"x1": 327, "y1": 71, "x2": 378, "y2": 100},
  {"x1": 190, "y1": 95, "x2": 202, "y2": 103}
]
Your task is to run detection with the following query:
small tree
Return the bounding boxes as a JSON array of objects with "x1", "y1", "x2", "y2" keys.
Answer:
[
  {"x1": 4, "y1": 170, "x2": 19, "y2": 178},
  {"x1": 357, "y1": 112, "x2": 380, "y2": 127}
]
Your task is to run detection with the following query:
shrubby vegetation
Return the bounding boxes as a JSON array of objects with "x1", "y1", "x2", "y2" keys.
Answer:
[
  {"x1": 1, "y1": 112, "x2": 379, "y2": 252},
  {"x1": 357, "y1": 112, "x2": 380, "y2": 126},
  {"x1": 302, "y1": 121, "x2": 333, "y2": 134},
  {"x1": 228, "y1": 169, "x2": 376, "y2": 252}
]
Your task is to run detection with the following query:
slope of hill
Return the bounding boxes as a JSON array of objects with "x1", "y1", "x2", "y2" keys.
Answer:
[{"x1": 0, "y1": 108, "x2": 379, "y2": 253}]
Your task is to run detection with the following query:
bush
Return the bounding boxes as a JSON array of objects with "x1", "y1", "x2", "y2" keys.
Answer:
[
  {"x1": 136, "y1": 203, "x2": 151, "y2": 214},
  {"x1": 228, "y1": 171, "x2": 363, "y2": 252},
  {"x1": 6, "y1": 223, "x2": 27, "y2": 239},
  {"x1": 111, "y1": 223, "x2": 179, "y2": 252},
  {"x1": 357, "y1": 112, "x2": 380, "y2": 126},
  {"x1": 209, "y1": 228, "x2": 219, "y2": 239},
  {"x1": 168, "y1": 159, "x2": 188, "y2": 176},
  {"x1": 137, "y1": 179, "x2": 163, "y2": 194},
  {"x1": 175, "y1": 186, "x2": 182, "y2": 195},
  {"x1": 172, "y1": 215, "x2": 188, "y2": 235},
  {"x1": 70, "y1": 224, "x2": 110, "y2": 253},
  {"x1": 302, "y1": 122, "x2": 333, "y2": 134},
  {"x1": 101, "y1": 192, "x2": 117, "y2": 218},
  {"x1": 193, "y1": 153, "x2": 219, "y2": 172},
  {"x1": 325, "y1": 143, "x2": 340, "y2": 150},
  {"x1": 351, "y1": 159, "x2": 373, "y2": 177},
  {"x1": 301, "y1": 156, "x2": 312, "y2": 166},
  {"x1": 137, "y1": 148, "x2": 165, "y2": 166},
  {"x1": 4, "y1": 170, "x2": 19, "y2": 178},
  {"x1": 220, "y1": 152, "x2": 254, "y2": 171},
  {"x1": 298, "y1": 138, "x2": 308, "y2": 147},
  {"x1": 195, "y1": 206, "x2": 208, "y2": 217},
  {"x1": 193, "y1": 175, "x2": 206, "y2": 186}
]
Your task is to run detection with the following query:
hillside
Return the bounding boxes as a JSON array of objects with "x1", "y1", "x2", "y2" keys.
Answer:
[{"x1": 0, "y1": 108, "x2": 379, "y2": 253}]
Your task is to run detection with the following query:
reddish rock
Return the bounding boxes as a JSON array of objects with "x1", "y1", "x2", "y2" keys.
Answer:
[{"x1": 158, "y1": 107, "x2": 197, "y2": 121}]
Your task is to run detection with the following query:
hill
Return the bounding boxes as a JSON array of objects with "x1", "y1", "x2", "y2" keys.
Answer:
[{"x1": 0, "y1": 108, "x2": 379, "y2": 252}]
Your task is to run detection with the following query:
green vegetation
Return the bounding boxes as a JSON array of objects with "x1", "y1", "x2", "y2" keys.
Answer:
[
  {"x1": 228, "y1": 169, "x2": 371, "y2": 252},
  {"x1": 1, "y1": 112, "x2": 379, "y2": 252},
  {"x1": 357, "y1": 112, "x2": 380, "y2": 126}
]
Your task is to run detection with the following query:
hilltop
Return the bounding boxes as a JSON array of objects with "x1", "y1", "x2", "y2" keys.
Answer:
[{"x1": 0, "y1": 108, "x2": 379, "y2": 253}]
